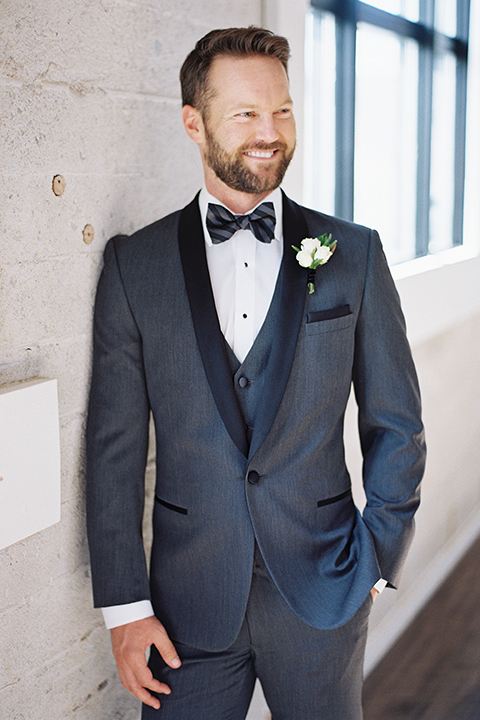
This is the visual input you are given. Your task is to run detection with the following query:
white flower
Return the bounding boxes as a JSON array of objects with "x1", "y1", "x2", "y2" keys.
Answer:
[
  {"x1": 296, "y1": 249, "x2": 315, "y2": 267},
  {"x1": 291, "y1": 233, "x2": 337, "y2": 294},
  {"x1": 295, "y1": 237, "x2": 334, "y2": 268},
  {"x1": 301, "y1": 237, "x2": 322, "y2": 255},
  {"x1": 313, "y1": 245, "x2": 333, "y2": 265}
]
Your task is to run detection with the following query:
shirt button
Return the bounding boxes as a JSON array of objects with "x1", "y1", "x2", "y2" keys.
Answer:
[
  {"x1": 238, "y1": 376, "x2": 249, "y2": 388},
  {"x1": 247, "y1": 470, "x2": 260, "y2": 484}
]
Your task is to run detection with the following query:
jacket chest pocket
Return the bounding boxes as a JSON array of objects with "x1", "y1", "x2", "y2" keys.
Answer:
[
  {"x1": 302, "y1": 308, "x2": 355, "y2": 401},
  {"x1": 305, "y1": 311, "x2": 353, "y2": 336}
]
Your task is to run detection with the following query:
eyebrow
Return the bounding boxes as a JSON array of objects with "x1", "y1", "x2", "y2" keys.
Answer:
[{"x1": 227, "y1": 97, "x2": 294, "y2": 113}]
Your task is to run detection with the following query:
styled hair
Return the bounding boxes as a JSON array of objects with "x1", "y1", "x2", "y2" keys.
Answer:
[{"x1": 180, "y1": 26, "x2": 290, "y2": 117}]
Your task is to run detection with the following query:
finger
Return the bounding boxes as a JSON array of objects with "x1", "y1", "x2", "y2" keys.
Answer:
[
  {"x1": 120, "y1": 648, "x2": 172, "y2": 693},
  {"x1": 131, "y1": 661, "x2": 172, "y2": 694},
  {"x1": 121, "y1": 674, "x2": 161, "y2": 710},
  {"x1": 118, "y1": 662, "x2": 170, "y2": 709},
  {"x1": 110, "y1": 616, "x2": 180, "y2": 704},
  {"x1": 154, "y1": 626, "x2": 181, "y2": 669}
]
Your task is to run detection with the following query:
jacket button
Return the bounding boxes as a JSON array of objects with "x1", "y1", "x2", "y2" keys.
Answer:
[
  {"x1": 247, "y1": 470, "x2": 260, "y2": 484},
  {"x1": 238, "y1": 376, "x2": 249, "y2": 388}
]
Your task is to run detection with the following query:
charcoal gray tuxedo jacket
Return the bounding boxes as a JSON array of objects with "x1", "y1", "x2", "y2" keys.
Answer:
[{"x1": 86, "y1": 192, "x2": 425, "y2": 652}]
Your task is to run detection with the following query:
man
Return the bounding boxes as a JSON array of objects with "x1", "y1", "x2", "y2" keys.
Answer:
[{"x1": 87, "y1": 27, "x2": 425, "y2": 720}]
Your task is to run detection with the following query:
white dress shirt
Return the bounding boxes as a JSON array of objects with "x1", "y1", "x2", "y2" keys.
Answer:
[{"x1": 200, "y1": 187, "x2": 283, "y2": 363}]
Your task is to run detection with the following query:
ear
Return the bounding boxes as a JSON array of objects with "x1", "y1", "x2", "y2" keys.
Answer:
[{"x1": 182, "y1": 105, "x2": 205, "y2": 145}]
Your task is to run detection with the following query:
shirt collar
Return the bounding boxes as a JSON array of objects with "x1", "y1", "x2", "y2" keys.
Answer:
[{"x1": 199, "y1": 186, "x2": 283, "y2": 247}]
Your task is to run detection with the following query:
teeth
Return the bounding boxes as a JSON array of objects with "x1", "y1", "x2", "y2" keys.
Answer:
[{"x1": 246, "y1": 151, "x2": 275, "y2": 158}]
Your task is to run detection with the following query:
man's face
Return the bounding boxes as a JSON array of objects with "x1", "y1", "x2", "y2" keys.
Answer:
[{"x1": 199, "y1": 55, "x2": 296, "y2": 198}]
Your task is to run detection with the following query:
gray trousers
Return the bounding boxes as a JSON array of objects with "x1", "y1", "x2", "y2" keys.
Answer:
[{"x1": 143, "y1": 545, "x2": 371, "y2": 720}]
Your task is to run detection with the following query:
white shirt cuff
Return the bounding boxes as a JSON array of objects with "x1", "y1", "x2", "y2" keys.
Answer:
[
  {"x1": 101, "y1": 600, "x2": 155, "y2": 629},
  {"x1": 374, "y1": 578, "x2": 388, "y2": 593}
]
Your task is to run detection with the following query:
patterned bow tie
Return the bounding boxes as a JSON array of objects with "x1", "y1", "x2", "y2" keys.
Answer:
[{"x1": 206, "y1": 201, "x2": 276, "y2": 244}]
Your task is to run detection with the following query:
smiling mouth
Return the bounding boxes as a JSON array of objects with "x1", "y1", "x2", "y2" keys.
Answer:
[{"x1": 244, "y1": 150, "x2": 278, "y2": 159}]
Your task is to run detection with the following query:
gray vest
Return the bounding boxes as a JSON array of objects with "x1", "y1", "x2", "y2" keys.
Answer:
[{"x1": 226, "y1": 277, "x2": 283, "y2": 448}]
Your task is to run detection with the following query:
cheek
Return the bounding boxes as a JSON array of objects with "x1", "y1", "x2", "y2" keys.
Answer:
[
  {"x1": 221, "y1": 123, "x2": 255, "y2": 149},
  {"x1": 283, "y1": 118, "x2": 296, "y2": 143}
]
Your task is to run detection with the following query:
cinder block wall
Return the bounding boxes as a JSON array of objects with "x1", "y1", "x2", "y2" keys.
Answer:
[{"x1": 0, "y1": 2, "x2": 261, "y2": 718}]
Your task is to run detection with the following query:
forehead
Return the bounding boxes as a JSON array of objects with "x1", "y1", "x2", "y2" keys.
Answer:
[{"x1": 207, "y1": 54, "x2": 291, "y2": 109}]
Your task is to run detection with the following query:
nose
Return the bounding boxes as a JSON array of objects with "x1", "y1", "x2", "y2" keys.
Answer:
[{"x1": 255, "y1": 114, "x2": 280, "y2": 144}]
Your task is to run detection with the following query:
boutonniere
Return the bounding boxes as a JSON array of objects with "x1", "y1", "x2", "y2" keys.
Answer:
[{"x1": 292, "y1": 234, "x2": 337, "y2": 294}]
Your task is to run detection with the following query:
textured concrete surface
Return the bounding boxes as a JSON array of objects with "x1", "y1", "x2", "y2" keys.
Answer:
[{"x1": 0, "y1": 2, "x2": 261, "y2": 718}]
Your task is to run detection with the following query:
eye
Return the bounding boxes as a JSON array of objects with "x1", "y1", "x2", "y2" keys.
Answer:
[{"x1": 237, "y1": 111, "x2": 255, "y2": 118}]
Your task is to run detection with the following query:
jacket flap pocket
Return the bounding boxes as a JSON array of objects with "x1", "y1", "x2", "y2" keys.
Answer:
[
  {"x1": 155, "y1": 495, "x2": 188, "y2": 515},
  {"x1": 317, "y1": 488, "x2": 352, "y2": 508}
]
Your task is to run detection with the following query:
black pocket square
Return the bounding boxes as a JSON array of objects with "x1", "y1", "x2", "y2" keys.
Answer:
[{"x1": 307, "y1": 304, "x2": 351, "y2": 323}]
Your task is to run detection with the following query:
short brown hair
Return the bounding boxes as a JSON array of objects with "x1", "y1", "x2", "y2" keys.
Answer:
[{"x1": 180, "y1": 26, "x2": 290, "y2": 117}]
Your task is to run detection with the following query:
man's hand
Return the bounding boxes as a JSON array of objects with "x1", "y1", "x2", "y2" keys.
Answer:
[
  {"x1": 110, "y1": 615, "x2": 181, "y2": 710},
  {"x1": 370, "y1": 587, "x2": 379, "y2": 603}
]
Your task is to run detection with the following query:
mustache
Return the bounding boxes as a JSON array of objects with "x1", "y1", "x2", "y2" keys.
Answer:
[{"x1": 239, "y1": 141, "x2": 288, "y2": 153}]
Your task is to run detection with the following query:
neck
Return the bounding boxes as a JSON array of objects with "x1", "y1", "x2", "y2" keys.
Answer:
[{"x1": 204, "y1": 173, "x2": 274, "y2": 215}]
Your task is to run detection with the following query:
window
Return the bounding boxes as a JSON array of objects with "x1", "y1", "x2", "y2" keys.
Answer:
[{"x1": 304, "y1": 0, "x2": 470, "y2": 265}]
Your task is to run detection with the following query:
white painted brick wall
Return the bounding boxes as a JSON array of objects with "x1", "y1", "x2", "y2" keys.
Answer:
[{"x1": 0, "y1": 2, "x2": 263, "y2": 718}]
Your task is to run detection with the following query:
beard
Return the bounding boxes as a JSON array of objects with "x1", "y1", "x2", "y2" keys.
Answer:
[{"x1": 204, "y1": 124, "x2": 295, "y2": 194}]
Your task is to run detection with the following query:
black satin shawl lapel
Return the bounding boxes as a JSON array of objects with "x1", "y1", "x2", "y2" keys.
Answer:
[
  {"x1": 178, "y1": 196, "x2": 249, "y2": 457},
  {"x1": 249, "y1": 193, "x2": 309, "y2": 460}
]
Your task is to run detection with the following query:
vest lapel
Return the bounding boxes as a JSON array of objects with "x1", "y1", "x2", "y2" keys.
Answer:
[
  {"x1": 248, "y1": 193, "x2": 309, "y2": 460},
  {"x1": 178, "y1": 196, "x2": 249, "y2": 458}
]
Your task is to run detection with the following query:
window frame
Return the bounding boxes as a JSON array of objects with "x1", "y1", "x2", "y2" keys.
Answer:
[{"x1": 309, "y1": 0, "x2": 470, "y2": 258}]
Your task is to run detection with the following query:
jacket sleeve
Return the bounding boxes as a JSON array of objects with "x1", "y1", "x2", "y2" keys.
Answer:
[
  {"x1": 352, "y1": 230, "x2": 426, "y2": 587},
  {"x1": 86, "y1": 237, "x2": 151, "y2": 607}
]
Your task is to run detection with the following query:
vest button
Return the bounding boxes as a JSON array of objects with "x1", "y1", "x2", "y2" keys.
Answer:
[
  {"x1": 238, "y1": 376, "x2": 249, "y2": 388},
  {"x1": 247, "y1": 470, "x2": 260, "y2": 484}
]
